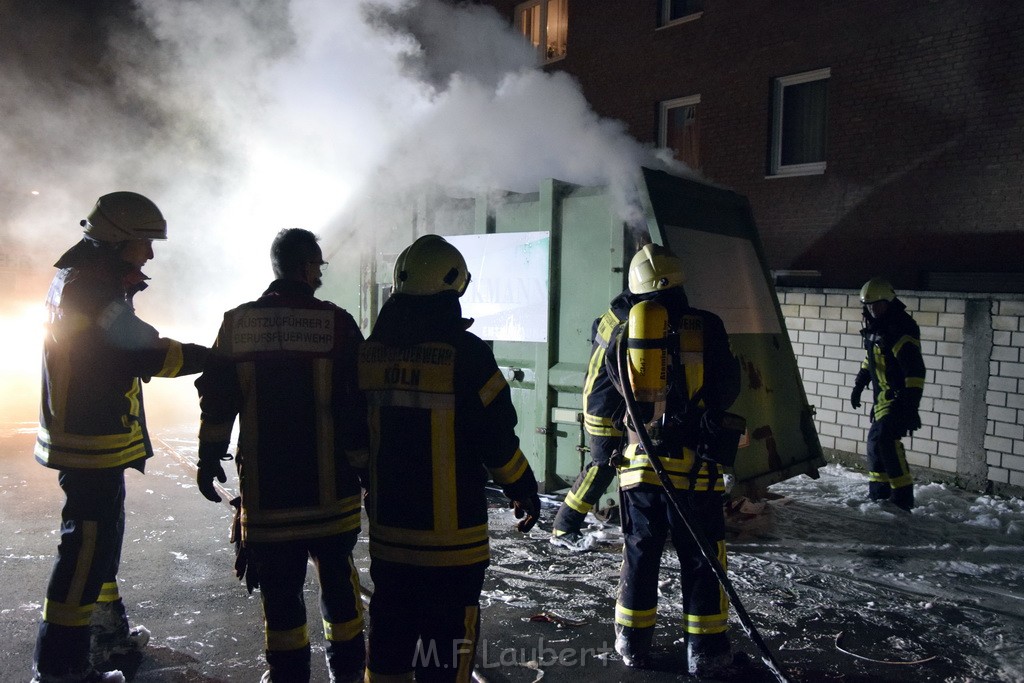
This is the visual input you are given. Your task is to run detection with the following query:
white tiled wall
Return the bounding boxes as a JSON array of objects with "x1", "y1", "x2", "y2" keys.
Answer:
[
  {"x1": 778, "y1": 288, "x2": 1024, "y2": 492},
  {"x1": 987, "y1": 299, "x2": 1024, "y2": 487}
]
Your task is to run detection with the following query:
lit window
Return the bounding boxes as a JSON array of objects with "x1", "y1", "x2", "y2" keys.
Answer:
[
  {"x1": 769, "y1": 68, "x2": 830, "y2": 176},
  {"x1": 515, "y1": 0, "x2": 568, "y2": 63},
  {"x1": 659, "y1": 0, "x2": 703, "y2": 27},
  {"x1": 658, "y1": 95, "x2": 701, "y2": 170}
]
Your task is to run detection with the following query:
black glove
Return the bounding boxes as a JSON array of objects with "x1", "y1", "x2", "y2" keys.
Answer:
[
  {"x1": 511, "y1": 492, "x2": 541, "y2": 533},
  {"x1": 850, "y1": 368, "x2": 871, "y2": 409},
  {"x1": 197, "y1": 462, "x2": 226, "y2": 502},
  {"x1": 608, "y1": 448, "x2": 625, "y2": 468},
  {"x1": 197, "y1": 441, "x2": 231, "y2": 503},
  {"x1": 893, "y1": 402, "x2": 922, "y2": 435},
  {"x1": 229, "y1": 497, "x2": 259, "y2": 593},
  {"x1": 850, "y1": 385, "x2": 864, "y2": 410}
]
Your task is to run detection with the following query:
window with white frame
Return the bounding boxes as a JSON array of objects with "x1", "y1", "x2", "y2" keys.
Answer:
[
  {"x1": 769, "y1": 67, "x2": 830, "y2": 176},
  {"x1": 659, "y1": 95, "x2": 701, "y2": 170},
  {"x1": 659, "y1": 0, "x2": 703, "y2": 27},
  {"x1": 515, "y1": 0, "x2": 568, "y2": 63}
]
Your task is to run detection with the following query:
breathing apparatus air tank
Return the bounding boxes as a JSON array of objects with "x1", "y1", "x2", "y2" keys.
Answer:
[{"x1": 626, "y1": 299, "x2": 671, "y2": 424}]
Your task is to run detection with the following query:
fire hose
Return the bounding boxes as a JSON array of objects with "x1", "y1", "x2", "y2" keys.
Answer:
[{"x1": 615, "y1": 332, "x2": 791, "y2": 683}]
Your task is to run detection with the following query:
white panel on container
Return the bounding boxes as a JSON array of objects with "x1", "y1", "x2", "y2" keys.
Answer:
[{"x1": 446, "y1": 232, "x2": 550, "y2": 342}]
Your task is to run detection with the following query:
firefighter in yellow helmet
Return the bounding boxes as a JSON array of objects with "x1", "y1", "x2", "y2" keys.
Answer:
[
  {"x1": 358, "y1": 235, "x2": 540, "y2": 681},
  {"x1": 550, "y1": 246, "x2": 692, "y2": 550},
  {"x1": 550, "y1": 284, "x2": 638, "y2": 550},
  {"x1": 34, "y1": 192, "x2": 208, "y2": 683},
  {"x1": 850, "y1": 277, "x2": 926, "y2": 511},
  {"x1": 605, "y1": 243, "x2": 742, "y2": 675}
]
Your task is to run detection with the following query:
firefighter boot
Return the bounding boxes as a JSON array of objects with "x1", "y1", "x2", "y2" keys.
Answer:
[
  {"x1": 89, "y1": 600, "x2": 150, "y2": 667},
  {"x1": 261, "y1": 666, "x2": 314, "y2": 683},
  {"x1": 549, "y1": 530, "x2": 595, "y2": 552},
  {"x1": 263, "y1": 645, "x2": 312, "y2": 682},
  {"x1": 327, "y1": 667, "x2": 364, "y2": 683},
  {"x1": 325, "y1": 637, "x2": 365, "y2": 683},
  {"x1": 552, "y1": 502, "x2": 587, "y2": 539},
  {"x1": 686, "y1": 632, "x2": 733, "y2": 678},
  {"x1": 890, "y1": 485, "x2": 914, "y2": 511},
  {"x1": 867, "y1": 481, "x2": 891, "y2": 501},
  {"x1": 614, "y1": 624, "x2": 653, "y2": 668}
]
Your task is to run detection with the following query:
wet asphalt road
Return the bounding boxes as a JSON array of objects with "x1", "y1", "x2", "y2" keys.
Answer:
[
  {"x1": 1, "y1": 426, "x2": 271, "y2": 682},
  {"x1": 2, "y1": 423, "x2": 1008, "y2": 682}
]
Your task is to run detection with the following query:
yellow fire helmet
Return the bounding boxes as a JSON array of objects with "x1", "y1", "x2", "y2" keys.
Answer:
[
  {"x1": 393, "y1": 234, "x2": 471, "y2": 296},
  {"x1": 81, "y1": 191, "x2": 167, "y2": 242},
  {"x1": 859, "y1": 277, "x2": 896, "y2": 304},
  {"x1": 627, "y1": 243, "x2": 686, "y2": 295}
]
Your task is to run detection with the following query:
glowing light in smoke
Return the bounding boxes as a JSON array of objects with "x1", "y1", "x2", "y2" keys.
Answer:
[
  {"x1": 0, "y1": 303, "x2": 47, "y2": 422},
  {"x1": 243, "y1": 142, "x2": 355, "y2": 232},
  {"x1": 0, "y1": 0, "x2": 680, "y2": 354},
  {"x1": 0, "y1": 303, "x2": 46, "y2": 375}
]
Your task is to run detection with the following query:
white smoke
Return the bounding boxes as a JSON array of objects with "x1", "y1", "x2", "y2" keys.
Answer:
[{"x1": 0, "y1": 0, "x2": 684, "y2": 421}]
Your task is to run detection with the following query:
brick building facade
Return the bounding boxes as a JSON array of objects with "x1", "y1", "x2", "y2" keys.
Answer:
[
  {"x1": 478, "y1": 0, "x2": 1024, "y2": 290},
  {"x1": 476, "y1": 0, "x2": 1024, "y2": 494}
]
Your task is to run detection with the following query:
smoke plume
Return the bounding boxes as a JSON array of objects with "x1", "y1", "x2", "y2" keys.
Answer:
[{"x1": 0, "y1": 0, "x2": 680, "y2": 421}]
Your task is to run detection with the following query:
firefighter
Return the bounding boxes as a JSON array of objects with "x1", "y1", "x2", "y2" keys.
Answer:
[
  {"x1": 194, "y1": 229, "x2": 368, "y2": 683},
  {"x1": 606, "y1": 244, "x2": 742, "y2": 675},
  {"x1": 33, "y1": 192, "x2": 208, "y2": 683},
  {"x1": 358, "y1": 234, "x2": 540, "y2": 682},
  {"x1": 550, "y1": 287, "x2": 637, "y2": 550},
  {"x1": 849, "y1": 277, "x2": 926, "y2": 511}
]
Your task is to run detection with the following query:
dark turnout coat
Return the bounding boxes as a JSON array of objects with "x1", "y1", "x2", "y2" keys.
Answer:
[
  {"x1": 196, "y1": 279, "x2": 367, "y2": 543},
  {"x1": 36, "y1": 238, "x2": 207, "y2": 471},
  {"x1": 859, "y1": 299, "x2": 926, "y2": 420},
  {"x1": 357, "y1": 292, "x2": 538, "y2": 568}
]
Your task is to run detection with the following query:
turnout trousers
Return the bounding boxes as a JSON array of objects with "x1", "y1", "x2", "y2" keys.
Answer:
[
  {"x1": 552, "y1": 461, "x2": 618, "y2": 535},
  {"x1": 365, "y1": 560, "x2": 486, "y2": 682},
  {"x1": 248, "y1": 531, "x2": 365, "y2": 682},
  {"x1": 615, "y1": 485, "x2": 729, "y2": 657},
  {"x1": 866, "y1": 415, "x2": 914, "y2": 509},
  {"x1": 35, "y1": 468, "x2": 128, "y2": 677}
]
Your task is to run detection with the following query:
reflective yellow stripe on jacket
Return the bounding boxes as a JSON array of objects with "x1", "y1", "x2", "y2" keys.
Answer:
[
  {"x1": 583, "y1": 310, "x2": 624, "y2": 438},
  {"x1": 232, "y1": 358, "x2": 362, "y2": 543},
  {"x1": 359, "y1": 341, "x2": 496, "y2": 567},
  {"x1": 35, "y1": 423, "x2": 147, "y2": 469},
  {"x1": 618, "y1": 444, "x2": 725, "y2": 492}
]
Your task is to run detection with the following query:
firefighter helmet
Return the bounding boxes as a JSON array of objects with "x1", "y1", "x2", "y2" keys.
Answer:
[
  {"x1": 81, "y1": 191, "x2": 167, "y2": 242},
  {"x1": 628, "y1": 243, "x2": 685, "y2": 294},
  {"x1": 860, "y1": 277, "x2": 896, "y2": 304},
  {"x1": 393, "y1": 234, "x2": 471, "y2": 296}
]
